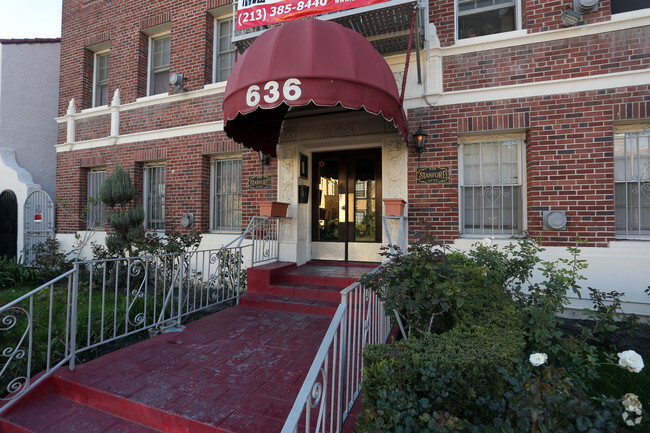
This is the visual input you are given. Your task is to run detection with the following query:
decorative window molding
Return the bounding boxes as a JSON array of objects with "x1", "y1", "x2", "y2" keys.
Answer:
[
  {"x1": 458, "y1": 133, "x2": 526, "y2": 237},
  {"x1": 614, "y1": 124, "x2": 650, "y2": 239}
]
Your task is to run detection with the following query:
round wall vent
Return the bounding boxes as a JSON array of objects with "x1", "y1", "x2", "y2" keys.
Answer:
[{"x1": 543, "y1": 210, "x2": 567, "y2": 231}]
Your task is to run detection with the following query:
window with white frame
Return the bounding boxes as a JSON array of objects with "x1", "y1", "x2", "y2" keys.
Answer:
[
  {"x1": 459, "y1": 134, "x2": 525, "y2": 236},
  {"x1": 94, "y1": 52, "x2": 110, "y2": 107},
  {"x1": 457, "y1": 0, "x2": 520, "y2": 40},
  {"x1": 149, "y1": 34, "x2": 171, "y2": 95},
  {"x1": 210, "y1": 156, "x2": 242, "y2": 231},
  {"x1": 614, "y1": 126, "x2": 650, "y2": 238},
  {"x1": 87, "y1": 169, "x2": 106, "y2": 229},
  {"x1": 214, "y1": 18, "x2": 235, "y2": 83},
  {"x1": 144, "y1": 164, "x2": 166, "y2": 230}
]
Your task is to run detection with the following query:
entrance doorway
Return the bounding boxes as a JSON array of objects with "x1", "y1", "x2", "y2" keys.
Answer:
[
  {"x1": 311, "y1": 149, "x2": 382, "y2": 262},
  {"x1": 0, "y1": 190, "x2": 18, "y2": 259}
]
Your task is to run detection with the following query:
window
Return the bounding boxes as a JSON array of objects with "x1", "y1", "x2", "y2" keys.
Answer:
[
  {"x1": 614, "y1": 126, "x2": 650, "y2": 238},
  {"x1": 87, "y1": 169, "x2": 106, "y2": 229},
  {"x1": 144, "y1": 164, "x2": 166, "y2": 230},
  {"x1": 94, "y1": 52, "x2": 110, "y2": 107},
  {"x1": 214, "y1": 18, "x2": 235, "y2": 82},
  {"x1": 210, "y1": 157, "x2": 242, "y2": 231},
  {"x1": 459, "y1": 134, "x2": 524, "y2": 236},
  {"x1": 149, "y1": 34, "x2": 170, "y2": 95},
  {"x1": 457, "y1": 0, "x2": 519, "y2": 40},
  {"x1": 611, "y1": 0, "x2": 650, "y2": 14}
]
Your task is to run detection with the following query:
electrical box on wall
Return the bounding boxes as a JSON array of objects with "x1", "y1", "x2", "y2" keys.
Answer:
[
  {"x1": 543, "y1": 210, "x2": 567, "y2": 231},
  {"x1": 181, "y1": 213, "x2": 194, "y2": 227}
]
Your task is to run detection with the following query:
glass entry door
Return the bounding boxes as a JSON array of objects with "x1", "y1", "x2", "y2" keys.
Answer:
[{"x1": 311, "y1": 149, "x2": 382, "y2": 262}]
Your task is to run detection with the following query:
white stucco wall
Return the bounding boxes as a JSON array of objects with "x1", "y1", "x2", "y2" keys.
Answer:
[{"x1": 0, "y1": 41, "x2": 60, "y2": 200}]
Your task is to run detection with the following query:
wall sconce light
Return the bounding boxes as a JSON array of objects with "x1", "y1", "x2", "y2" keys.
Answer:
[
  {"x1": 259, "y1": 151, "x2": 271, "y2": 174},
  {"x1": 412, "y1": 125, "x2": 428, "y2": 168},
  {"x1": 560, "y1": 8, "x2": 581, "y2": 26},
  {"x1": 170, "y1": 73, "x2": 187, "y2": 94}
]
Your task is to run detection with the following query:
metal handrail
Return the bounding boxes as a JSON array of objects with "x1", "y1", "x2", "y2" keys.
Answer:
[
  {"x1": 281, "y1": 265, "x2": 390, "y2": 433},
  {"x1": 0, "y1": 245, "x2": 247, "y2": 414}
]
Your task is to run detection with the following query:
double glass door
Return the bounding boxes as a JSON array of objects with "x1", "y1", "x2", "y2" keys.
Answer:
[{"x1": 311, "y1": 149, "x2": 382, "y2": 262}]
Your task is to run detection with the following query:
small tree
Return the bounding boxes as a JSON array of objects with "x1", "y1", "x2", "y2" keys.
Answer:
[{"x1": 98, "y1": 165, "x2": 144, "y2": 256}]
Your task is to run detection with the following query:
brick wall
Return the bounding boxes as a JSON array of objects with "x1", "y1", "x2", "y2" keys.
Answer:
[
  {"x1": 55, "y1": 131, "x2": 253, "y2": 234},
  {"x1": 443, "y1": 26, "x2": 650, "y2": 92},
  {"x1": 59, "y1": 0, "x2": 233, "y2": 115},
  {"x1": 407, "y1": 85, "x2": 650, "y2": 247},
  {"x1": 429, "y1": 0, "x2": 615, "y2": 48}
]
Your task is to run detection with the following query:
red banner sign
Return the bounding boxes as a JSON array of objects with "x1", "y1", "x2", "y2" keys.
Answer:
[{"x1": 237, "y1": 0, "x2": 390, "y2": 30}]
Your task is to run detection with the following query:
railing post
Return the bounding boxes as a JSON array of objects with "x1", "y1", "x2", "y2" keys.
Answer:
[
  {"x1": 177, "y1": 252, "x2": 184, "y2": 326},
  {"x1": 69, "y1": 262, "x2": 79, "y2": 371},
  {"x1": 337, "y1": 292, "x2": 349, "y2": 431}
]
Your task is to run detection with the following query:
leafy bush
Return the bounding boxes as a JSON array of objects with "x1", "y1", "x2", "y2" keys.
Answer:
[
  {"x1": 360, "y1": 240, "x2": 469, "y2": 338},
  {"x1": 0, "y1": 256, "x2": 37, "y2": 289},
  {"x1": 360, "y1": 285, "x2": 525, "y2": 430},
  {"x1": 30, "y1": 239, "x2": 71, "y2": 282},
  {"x1": 359, "y1": 237, "x2": 648, "y2": 432}
]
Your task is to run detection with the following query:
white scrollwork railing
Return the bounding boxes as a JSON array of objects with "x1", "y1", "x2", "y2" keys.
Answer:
[
  {"x1": 281, "y1": 267, "x2": 391, "y2": 433},
  {"x1": 224, "y1": 216, "x2": 280, "y2": 267},
  {"x1": 0, "y1": 245, "x2": 246, "y2": 414},
  {"x1": 0, "y1": 270, "x2": 76, "y2": 413}
]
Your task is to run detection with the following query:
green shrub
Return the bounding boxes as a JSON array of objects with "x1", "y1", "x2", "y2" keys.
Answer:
[
  {"x1": 30, "y1": 239, "x2": 71, "y2": 282},
  {"x1": 360, "y1": 241, "x2": 469, "y2": 338},
  {"x1": 0, "y1": 256, "x2": 37, "y2": 289},
  {"x1": 360, "y1": 285, "x2": 525, "y2": 430}
]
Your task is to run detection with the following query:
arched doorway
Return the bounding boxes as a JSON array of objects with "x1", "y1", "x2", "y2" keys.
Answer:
[{"x1": 0, "y1": 190, "x2": 18, "y2": 259}]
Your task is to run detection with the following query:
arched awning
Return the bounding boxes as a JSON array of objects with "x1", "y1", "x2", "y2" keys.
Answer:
[{"x1": 222, "y1": 19, "x2": 409, "y2": 157}]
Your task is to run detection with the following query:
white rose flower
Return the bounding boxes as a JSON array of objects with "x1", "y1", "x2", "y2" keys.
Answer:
[
  {"x1": 481, "y1": 237, "x2": 492, "y2": 247},
  {"x1": 529, "y1": 353, "x2": 547, "y2": 367},
  {"x1": 622, "y1": 393, "x2": 642, "y2": 414},
  {"x1": 622, "y1": 411, "x2": 643, "y2": 426},
  {"x1": 618, "y1": 350, "x2": 645, "y2": 373}
]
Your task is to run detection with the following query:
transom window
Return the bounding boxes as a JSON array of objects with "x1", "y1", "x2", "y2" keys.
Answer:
[
  {"x1": 214, "y1": 18, "x2": 235, "y2": 83},
  {"x1": 87, "y1": 169, "x2": 106, "y2": 229},
  {"x1": 210, "y1": 156, "x2": 242, "y2": 231},
  {"x1": 457, "y1": 0, "x2": 519, "y2": 40},
  {"x1": 144, "y1": 164, "x2": 166, "y2": 230},
  {"x1": 94, "y1": 52, "x2": 109, "y2": 107},
  {"x1": 149, "y1": 35, "x2": 170, "y2": 95},
  {"x1": 614, "y1": 126, "x2": 650, "y2": 238},
  {"x1": 459, "y1": 134, "x2": 525, "y2": 237}
]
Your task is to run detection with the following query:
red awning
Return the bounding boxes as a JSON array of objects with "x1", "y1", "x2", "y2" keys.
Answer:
[{"x1": 222, "y1": 19, "x2": 409, "y2": 157}]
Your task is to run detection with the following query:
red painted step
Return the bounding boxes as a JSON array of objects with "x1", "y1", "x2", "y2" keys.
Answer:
[
  {"x1": 245, "y1": 261, "x2": 378, "y2": 316},
  {"x1": 240, "y1": 292, "x2": 339, "y2": 316}
]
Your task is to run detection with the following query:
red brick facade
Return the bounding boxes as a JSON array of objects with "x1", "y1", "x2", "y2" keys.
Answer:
[{"x1": 56, "y1": 0, "x2": 650, "y2": 252}]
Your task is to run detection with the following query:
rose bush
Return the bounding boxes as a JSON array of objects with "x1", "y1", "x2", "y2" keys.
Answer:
[{"x1": 360, "y1": 237, "x2": 649, "y2": 432}]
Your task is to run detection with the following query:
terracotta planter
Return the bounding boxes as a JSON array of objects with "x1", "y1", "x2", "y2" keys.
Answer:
[
  {"x1": 259, "y1": 201, "x2": 289, "y2": 217},
  {"x1": 383, "y1": 199, "x2": 406, "y2": 217}
]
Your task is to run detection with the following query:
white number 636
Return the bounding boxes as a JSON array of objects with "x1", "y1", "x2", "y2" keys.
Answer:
[{"x1": 246, "y1": 78, "x2": 302, "y2": 107}]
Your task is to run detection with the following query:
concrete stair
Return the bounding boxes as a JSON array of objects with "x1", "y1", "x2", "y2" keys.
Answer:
[{"x1": 241, "y1": 261, "x2": 376, "y2": 316}]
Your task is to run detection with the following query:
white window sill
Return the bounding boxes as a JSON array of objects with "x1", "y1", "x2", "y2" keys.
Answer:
[
  {"x1": 136, "y1": 93, "x2": 170, "y2": 103},
  {"x1": 454, "y1": 29, "x2": 528, "y2": 47},
  {"x1": 203, "y1": 82, "x2": 227, "y2": 92}
]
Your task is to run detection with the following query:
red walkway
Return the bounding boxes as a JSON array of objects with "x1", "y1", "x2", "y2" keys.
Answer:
[{"x1": 1, "y1": 262, "x2": 375, "y2": 433}]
